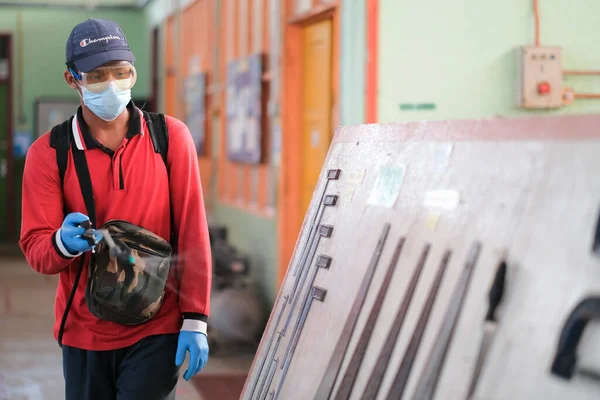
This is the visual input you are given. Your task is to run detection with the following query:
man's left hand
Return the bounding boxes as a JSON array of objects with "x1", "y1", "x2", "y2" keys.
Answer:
[{"x1": 175, "y1": 330, "x2": 210, "y2": 381}]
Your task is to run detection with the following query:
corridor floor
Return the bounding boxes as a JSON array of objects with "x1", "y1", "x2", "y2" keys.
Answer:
[{"x1": 0, "y1": 254, "x2": 254, "y2": 400}]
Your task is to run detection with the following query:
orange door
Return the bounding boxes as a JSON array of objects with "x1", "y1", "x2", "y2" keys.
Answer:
[{"x1": 300, "y1": 19, "x2": 333, "y2": 221}]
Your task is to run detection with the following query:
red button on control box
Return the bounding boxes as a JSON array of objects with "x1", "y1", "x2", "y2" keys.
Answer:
[{"x1": 538, "y1": 81, "x2": 551, "y2": 95}]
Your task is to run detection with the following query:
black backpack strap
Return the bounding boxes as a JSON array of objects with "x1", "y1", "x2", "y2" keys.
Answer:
[
  {"x1": 70, "y1": 139, "x2": 97, "y2": 228},
  {"x1": 49, "y1": 117, "x2": 73, "y2": 187},
  {"x1": 57, "y1": 139, "x2": 97, "y2": 348},
  {"x1": 142, "y1": 110, "x2": 169, "y2": 167},
  {"x1": 141, "y1": 110, "x2": 178, "y2": 276}
]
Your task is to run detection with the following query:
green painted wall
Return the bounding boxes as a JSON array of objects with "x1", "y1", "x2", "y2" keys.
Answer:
[
  {"x1": 0, "y1": 7, "x2": 149, "y2": 133},
  {"x1": 378, "y1": 0, "x2": 600, "y2": 122},
  {"x1": 212, "y1": 204, "x2": 278, "y2": 306},
  {"x1": 0, "y1": 7, "x2": 148, "y2": 240},
  {"x1": 340, "y1": 0, "x2": 366, "y2": 126}
]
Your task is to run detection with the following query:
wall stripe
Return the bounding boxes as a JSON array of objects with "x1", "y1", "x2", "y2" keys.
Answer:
[
  {"x1": 253, "y1": 0, "x2": 262, "y2": 54},
  {"x1": 366, "y1": 0, "x2": 379, "y2": 123},
  {"x1": 239, "y1": 0, "x2": 248, "y2": 55},
  {"x1": 258, "y1": 0, "x2": 269, "y2": 212},
  {"x1": 245, "y1": 0, "x2": 254, "y2": 206}
]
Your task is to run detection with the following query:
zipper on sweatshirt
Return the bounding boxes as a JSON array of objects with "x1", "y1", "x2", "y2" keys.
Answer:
[{"x1": 119, "y1": 154, "x2": 124, "y2": 190}]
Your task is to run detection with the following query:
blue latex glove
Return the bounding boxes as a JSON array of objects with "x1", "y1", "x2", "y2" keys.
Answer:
[
  {"x1": 175, "y1": 330, "x2": 209, "y2": 381},
  {"x1": 59, "y1": 212, "x2": 102, "y2": 254}
]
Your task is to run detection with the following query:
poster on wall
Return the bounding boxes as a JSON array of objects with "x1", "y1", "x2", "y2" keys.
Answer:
[
  {"x1": 13, "y1": 130, "x2": 32, "y2": 159},
  {"x1": 226, "y1": 54, "x2": 263, "y2": 164},
  {"x1": 184, "y1": 71, "x2": 207, "y2": 155}
]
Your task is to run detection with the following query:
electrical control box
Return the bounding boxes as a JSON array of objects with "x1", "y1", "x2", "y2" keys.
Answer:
[{"x1": 517, "y1": 45, "x2": 563, "y2": 109}]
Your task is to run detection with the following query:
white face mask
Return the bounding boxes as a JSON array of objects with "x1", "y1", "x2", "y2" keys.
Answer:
[{"x1": 79, "y1": 81, "x2": 131, "y2": 121}]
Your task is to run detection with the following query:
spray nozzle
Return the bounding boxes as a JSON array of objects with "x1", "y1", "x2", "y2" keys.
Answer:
[{"x1": 99, "y1": 229, "x2": 136, "y2": 267}]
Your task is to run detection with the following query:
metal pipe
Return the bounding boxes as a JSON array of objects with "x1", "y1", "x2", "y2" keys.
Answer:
[
  {"x1": 563, "y1": 70, "x2": 600, "y2": 76},
  {"x1": 314, "y1": 223, "x2": 391, "y2": 400},
  {"x1": 385, "y1": 249, "x2": 452, "y2": 400},
  {"x1": 533, "y1": 0, "x2": 540, "y2": 46},
  {"x1": 281, "y1": 255, "x2": 332, "y2": 370},
  {"x1": 574, "y1": 93, "x2": 600, "y2": 99},
  {"x1": 334, "y1": 237, "x2": 406, "y2": 400},
  {"x1": 274, "y1": 286, "x2": 328, "y2": 400},
  {"x1": 361, "y1": 243, "x2": 432, "y2": 400},
  {"x1": 411, "y1": 242, "x2": 483, "y2": 400}
]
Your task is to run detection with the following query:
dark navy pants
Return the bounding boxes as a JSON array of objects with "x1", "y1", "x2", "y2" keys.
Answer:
[{"x1": 62, "y1": 333, "x2": 181, "y2": 400}]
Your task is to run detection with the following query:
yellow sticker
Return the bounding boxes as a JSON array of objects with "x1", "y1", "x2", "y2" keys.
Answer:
[{"x1": 426, "y1": 212, "x2": 441, "y2": 230}]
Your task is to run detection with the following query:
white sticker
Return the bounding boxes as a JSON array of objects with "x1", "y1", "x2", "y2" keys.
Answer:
[
  {"x1": 434, "y1": 143, "x2": 453, "y2": 172},
  {"x1": 367, "y1": 166, "x2": 406, "y2": 208},
  {"x1": 346, "y1": 169, "x2": 366, "y2": 185},
  {"x1": 423, "y1": 189, "x2": 460, "y2": 211}
]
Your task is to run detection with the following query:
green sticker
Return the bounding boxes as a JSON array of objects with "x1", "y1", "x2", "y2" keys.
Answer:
[{"x1": 367, "y1": 166, "x2": 406, "y2": 208}]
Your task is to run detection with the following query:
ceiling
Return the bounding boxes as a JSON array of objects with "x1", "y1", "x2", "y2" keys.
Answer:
[{"x1": 0, "y1": 0, "x2": 148, "y2": 9}]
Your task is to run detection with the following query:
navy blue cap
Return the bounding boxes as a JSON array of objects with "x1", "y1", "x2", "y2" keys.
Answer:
[{"x1": 66, "y1": 18, "x2": 135, "y2": 73}]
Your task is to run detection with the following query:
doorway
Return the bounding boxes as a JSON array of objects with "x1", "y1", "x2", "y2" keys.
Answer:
[
  {"x1": 300, "y1": 19, "x2": 333, "y2": 221},
  {"x1": 0, "y1": 35, "x2": 13, "y2": 242},
  {"x1": 279, "y1": 3, "x2": 340, "y2": 286}
]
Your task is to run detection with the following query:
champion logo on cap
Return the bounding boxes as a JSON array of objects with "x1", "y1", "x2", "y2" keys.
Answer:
[{"x1": 80, "y1": 35, "x2": 121, "y2": 48}]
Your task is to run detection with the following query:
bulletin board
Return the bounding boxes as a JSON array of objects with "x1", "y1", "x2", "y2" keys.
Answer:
[
  {"x1": 226, "y1": 53, "x2": 264, "y2": 164},
  {"x1": 185, "y1": 71, "x2": 207, "y2": 155}
]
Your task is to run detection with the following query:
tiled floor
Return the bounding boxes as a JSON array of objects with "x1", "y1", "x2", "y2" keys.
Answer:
[{"x1": 0, "y1": 255, "x2": 255, "y2": 400}]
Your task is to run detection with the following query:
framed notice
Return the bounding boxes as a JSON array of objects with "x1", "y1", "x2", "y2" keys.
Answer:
[
  {"x1": 226, "y1": 53, "x2": 263, "y2": 164},
  {"x1": 34, "y1": 97, "x2": 80, "y2": 138}
]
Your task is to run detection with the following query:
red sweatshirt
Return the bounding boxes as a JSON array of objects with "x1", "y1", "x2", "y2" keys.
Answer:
[{"x1": 19, "y1": 102, "x2": 212, "y2": 351}]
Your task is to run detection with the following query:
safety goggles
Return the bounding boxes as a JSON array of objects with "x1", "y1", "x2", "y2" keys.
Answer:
[{"x1": 69, "y1": 62, "x2": 137, "y2": 94}]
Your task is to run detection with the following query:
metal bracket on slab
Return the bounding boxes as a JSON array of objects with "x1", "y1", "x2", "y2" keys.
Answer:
[
  {"x1": 285, "y1": 249, "x2": 333, "y2": 336},
  {"x1": 551, "y1": 296, "x2": 600, "y2": 380},
  {"x1": 323, "y1": 195, "x2": 338, "y2": 206},
  {"x1": 291, "y1": 171, "x2": 340, "y2": 278},
  {"x1": 290, "y1": 224, "x2": 334, "y2": 302}
]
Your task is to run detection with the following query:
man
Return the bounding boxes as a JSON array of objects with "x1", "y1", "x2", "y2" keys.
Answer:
[{"x1": 19, "y1": 18, "x2": 211, "y2": 399}]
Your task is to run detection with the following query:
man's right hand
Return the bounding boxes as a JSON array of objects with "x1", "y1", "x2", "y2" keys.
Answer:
[{"x1": 59, "y1": 213, "x2": 102, "y2": 254}]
